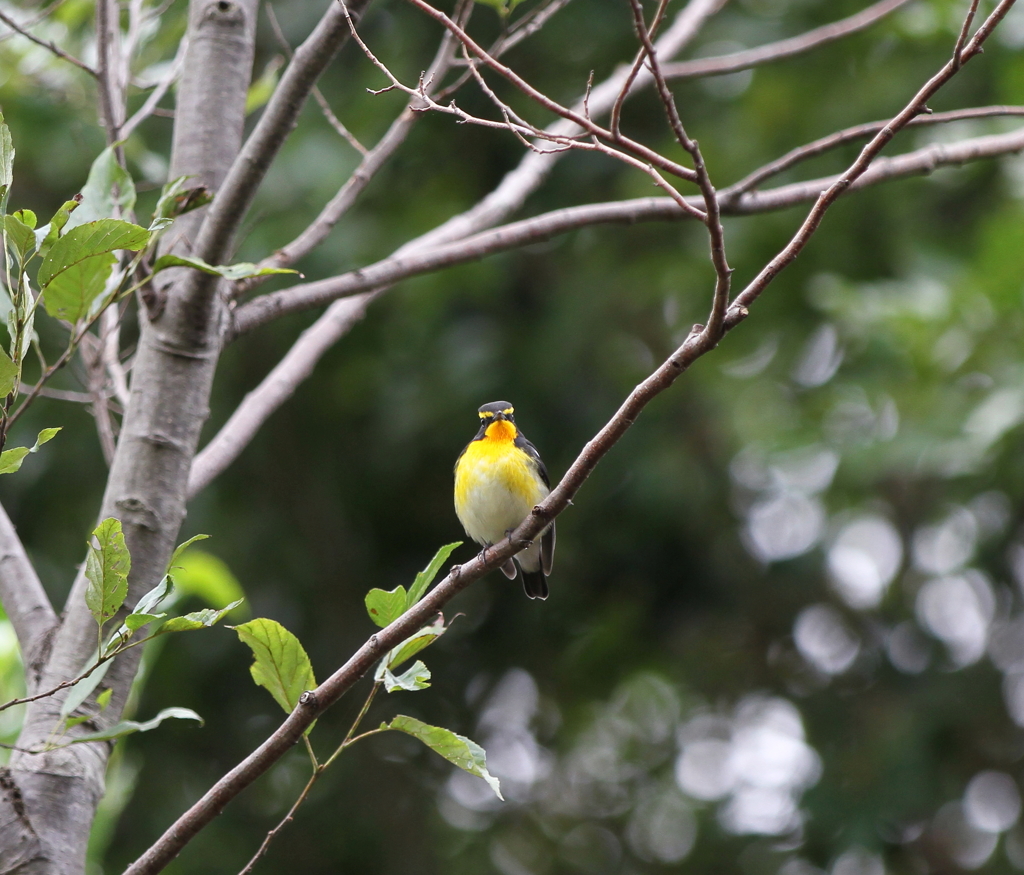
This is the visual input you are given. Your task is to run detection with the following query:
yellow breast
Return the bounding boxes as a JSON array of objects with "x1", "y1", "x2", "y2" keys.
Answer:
[{"x1": 454, "y1": 422, "x2": 548, "y2": 547}]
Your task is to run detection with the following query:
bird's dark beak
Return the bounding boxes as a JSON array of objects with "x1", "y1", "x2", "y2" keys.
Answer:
[{"x1": 493, "y1": 412, "x2": 506, "y2": 421}]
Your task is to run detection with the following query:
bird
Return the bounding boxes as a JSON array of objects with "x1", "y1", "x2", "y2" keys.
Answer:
[{"x1": 454, "y1": 401, "x2": 556, "y2": 600}]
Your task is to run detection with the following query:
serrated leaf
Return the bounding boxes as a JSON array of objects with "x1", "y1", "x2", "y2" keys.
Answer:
[
  {"x1": 3, "y1": 214, "x2": 35, "y2": 264},
  {"x1": 39, "y1": 219, "x2": 149, "y2": 322},
  {"x1": 68, "y1": 706, "x2": 202, "y2": 745},
  {"x1": 0, "y1": 427, "x2": 61, "y2": 475},
  {"x1": 151, "y1": 253, "x2": 298, "y2": 281},
  {"x1": 365, "y1": 586, "x2": 407, "y2": 628},
  {"x1": 375, "y1": 659, "x2": 431, "y2": 693},
  {"x1": 387, "y1": 615, "x2": 447, "y2": 670},
  {"x1": 59, "y1": 656, "x2": 113, "y2": 718},
  {"x1": 385, "y1": 715, "x2": 503, "y2": 800},
  {"x1": 161, "y1": 598, "x2": 242, "y2": 632},
  {"x1": 407, "y1": 542, "x2": 462, "y2": 609},
  {"x1": 84, "y1": 518, "x2": 131, "y2": 629},
  {"x1": 233, "y1": 618, "x2": 316, "y2": 715},
  {"x1": 0, "y1": 347, "x2": 18, "y2": 398},
  {"x1": 36, "y1": 197, "x2": 82, "y2": 259},
  {"x1": 66, "y1": 145, "x2": 136, "y2": 229}
]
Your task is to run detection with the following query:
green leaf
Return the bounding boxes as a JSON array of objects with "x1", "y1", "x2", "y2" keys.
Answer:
[
  {"x1": 66, "y1": 144, "x2": 137, "y2": 229},
  {"x1": 131, "y1": 575, "x2": 175, "y2": 617},
  {"x1": 153, "y1": 178, "x2": 212, "y2": 223},
  {"x1": 385, "y1": 715, "x2": 503, "y2": 800},
  {"x1": 169, "y1": 533, "x2": 210, "y2": 568},
  {"x1": 151, "y1": 253, "x2": 298, "y2": 281},
  {"x1": 124, "y1": 612, "x2": 165, "y2": 632},
  {"x1": 232, "y1": 618, "x2": 316, "y2": 715},
  {"x1": 96, "y1": 688, "x2": 112, "y2": 711},
  {"x1": 387, "y1": 614, "x2": 447, "y2": 670},
  {"x1": 375, "y1": 659, "x2": 431, "y2": 693},
  {"x1": 407, "y1": 542, "x2": 462, "y2": 609},
  {"x1": 84, "y1": 518, "x2": 131, "y2": 630},
  {"x1": 0, "y1": 113, "x2": 12, "y2": 212},
  {"x1": 59, "y1": 656, "x2": 113, "y2": 718},
  {"x1": 365, "y1": 585, "x2": 407, "y2": 628},
  {"x1": 160, "y1": 598, "x2": 242, "y2": 632},
  {"x1": 68, "y1": 706, "x2": 203, "y2": 745},
  {"x1": 0, "y1": 347, "x2": 18, "y2": 398},
  {"x1": 36, "y1": 197, "x2": 82, "y2": 259},
  {"x1": 0, "y1": 427, "x2": 60, "y2": 475},
  {"x1": 3, "y1": 214, "x2": 35, "y2": 264},
  {"x1": 14, "y1": 209, "x2": 35, "y2": 229},
  {"x1": 39, "y1": 219, "x2": 149, "y2": 322}
]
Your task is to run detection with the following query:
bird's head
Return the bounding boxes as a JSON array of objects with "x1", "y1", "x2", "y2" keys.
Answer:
[{"x1": 476, "y1": 401, "x2": 517, "y2": 439}]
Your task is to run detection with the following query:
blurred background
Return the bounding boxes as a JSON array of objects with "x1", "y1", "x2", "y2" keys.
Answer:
[{"x1": 3, "y1": 0, "x2": 1024, "y2": 872}]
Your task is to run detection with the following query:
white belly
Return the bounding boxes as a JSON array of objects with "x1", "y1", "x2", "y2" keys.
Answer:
[{"x1": 455, "y1": 453, "x2": 548, "y2": 548}]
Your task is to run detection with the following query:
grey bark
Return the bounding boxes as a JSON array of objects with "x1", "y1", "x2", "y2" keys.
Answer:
[{"x1": 0, "y1": 2, "x2": 259, "y2": 872}]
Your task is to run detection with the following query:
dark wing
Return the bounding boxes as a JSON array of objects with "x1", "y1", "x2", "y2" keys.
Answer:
[{"x1": 514, "y1": 432, "x2": 550, "y2": 487}]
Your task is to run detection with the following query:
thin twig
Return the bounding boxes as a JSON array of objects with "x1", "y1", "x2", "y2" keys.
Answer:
[
  {"x1": 662, "y1": 0, "x2": 914, "y2": 79},
  {"x1": 610, "y1": 0, "x2": 671, "y2": 139},
  {"x1": 725, "y1": 0, "x2": 1018, "y2": 325},
  {"x1": 265, "y1": 3, "x2": 367, "y2": 155},
  {"x1": 726, "y1": 104, "x2": 1024, "y2": 198},
  {"x1": 0, "y1": 7, "x2": 97, "y2": 76},
  {"x1": 121, "y1": 35, "x2": 189, "y2": 140}
]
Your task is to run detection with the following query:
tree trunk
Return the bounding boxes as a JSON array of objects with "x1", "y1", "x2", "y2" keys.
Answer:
[{"x1": 0, "y1": 2, "x2": 258, "y2": 871}]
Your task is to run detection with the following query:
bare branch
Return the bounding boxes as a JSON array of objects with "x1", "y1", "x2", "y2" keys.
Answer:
[
  {"x1": 726, "y1": 104, "x2": 1024, "y2": 198},
  {"x1": 121, "y1": 34, "x2": 189, "y2": 140},
  {"x1": 242, "y1": 0, "x2": 472, "y2": 282},
  {"x1": 626, "y1": 0, "x2": 731, "y2": 336},
  {"x1": 185, "y1": 0, "x2": 374, "y2": 273},
  {"x1": 265, "y1": 3, "x2": 367, "y2": 155},
  {"x1": 183, "y1": 0, "x2": 725, "y2": 497},
  {"x1": 0, "y1": 502, "x2": 56, "y2": 681},
  {"x1": 95, "y1": 0, "x2": 127, "y2": 149},
  {"x1": 663, "y1": 0, "x2": 914, "y2": 79},
  {"x1": 0, "y1": 7, "x2": 97, "y2": 76},
  {"x1": 725, "y1": 0, "x2": 1018, "y2": 325},
  {"x1": 188, "y1": 292, "x2": 378, "y2": 497}
]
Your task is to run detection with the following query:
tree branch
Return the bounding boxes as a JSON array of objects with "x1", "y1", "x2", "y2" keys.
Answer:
[
  {"x1": 0, "y1": 7, "x2": 97, "y2": 77},
  {"x1": 662, "y1": 0, "x2": 914, "y2": 79},
  {"x1": 725, "y1": 0, "x2": 1018, "y2": 325},
  {"x1": 230, "y1": 121, "x2": 1024, "y2": 336},
  {"x1": 187, "y1": 291, "x2": 379, "y2": 497}
]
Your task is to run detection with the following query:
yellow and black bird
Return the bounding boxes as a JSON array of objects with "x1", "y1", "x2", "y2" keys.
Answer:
[{"x1": 454, "y1": 401, "x2": 555, "y2": 600}]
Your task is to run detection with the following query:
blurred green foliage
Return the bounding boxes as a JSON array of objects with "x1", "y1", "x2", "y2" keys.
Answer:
[{"x1": 2, "y1": 0, "x2": 1024, "y2": 873}]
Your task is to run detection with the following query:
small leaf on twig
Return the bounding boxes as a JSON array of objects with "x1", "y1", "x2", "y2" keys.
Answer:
[
  {"x1": 0, "y1": 427, "x2": 61, "y2": 475},
  {"x1": 384, "y1": 715, "x2": 503, "y2": 799},
  {"x1": 68, "y1": 706, "x2": 202, "y2": 745},
  {"x1": 387, "y1": 614, "x2": 447, "y2": 670},
  {"x1": 406, "y1": 542, "x2": 461, "y2": 609},
  {"x1": 84, "y1": 517, "x2": 131, "y2": 630},
  {"x1": 365, "y1": 585, "x2": 407, "y2": 628},
  {"x1": 151, "y1": 253, "x2": 298, "y2": 281},
  {"x1": 161, "y1": 599, "x2": 242, "y2": 632},
  {"x1": 232, "y1": 618, "x2": 316, "y2": 715},
  {"x1": 375, "y1": 659, "x2": 431, "y2": 693}
]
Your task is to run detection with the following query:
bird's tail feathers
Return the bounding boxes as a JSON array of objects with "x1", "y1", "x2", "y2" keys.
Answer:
[{"x1": 519, "y1": 566, "x2": 549, "y2": 600}]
